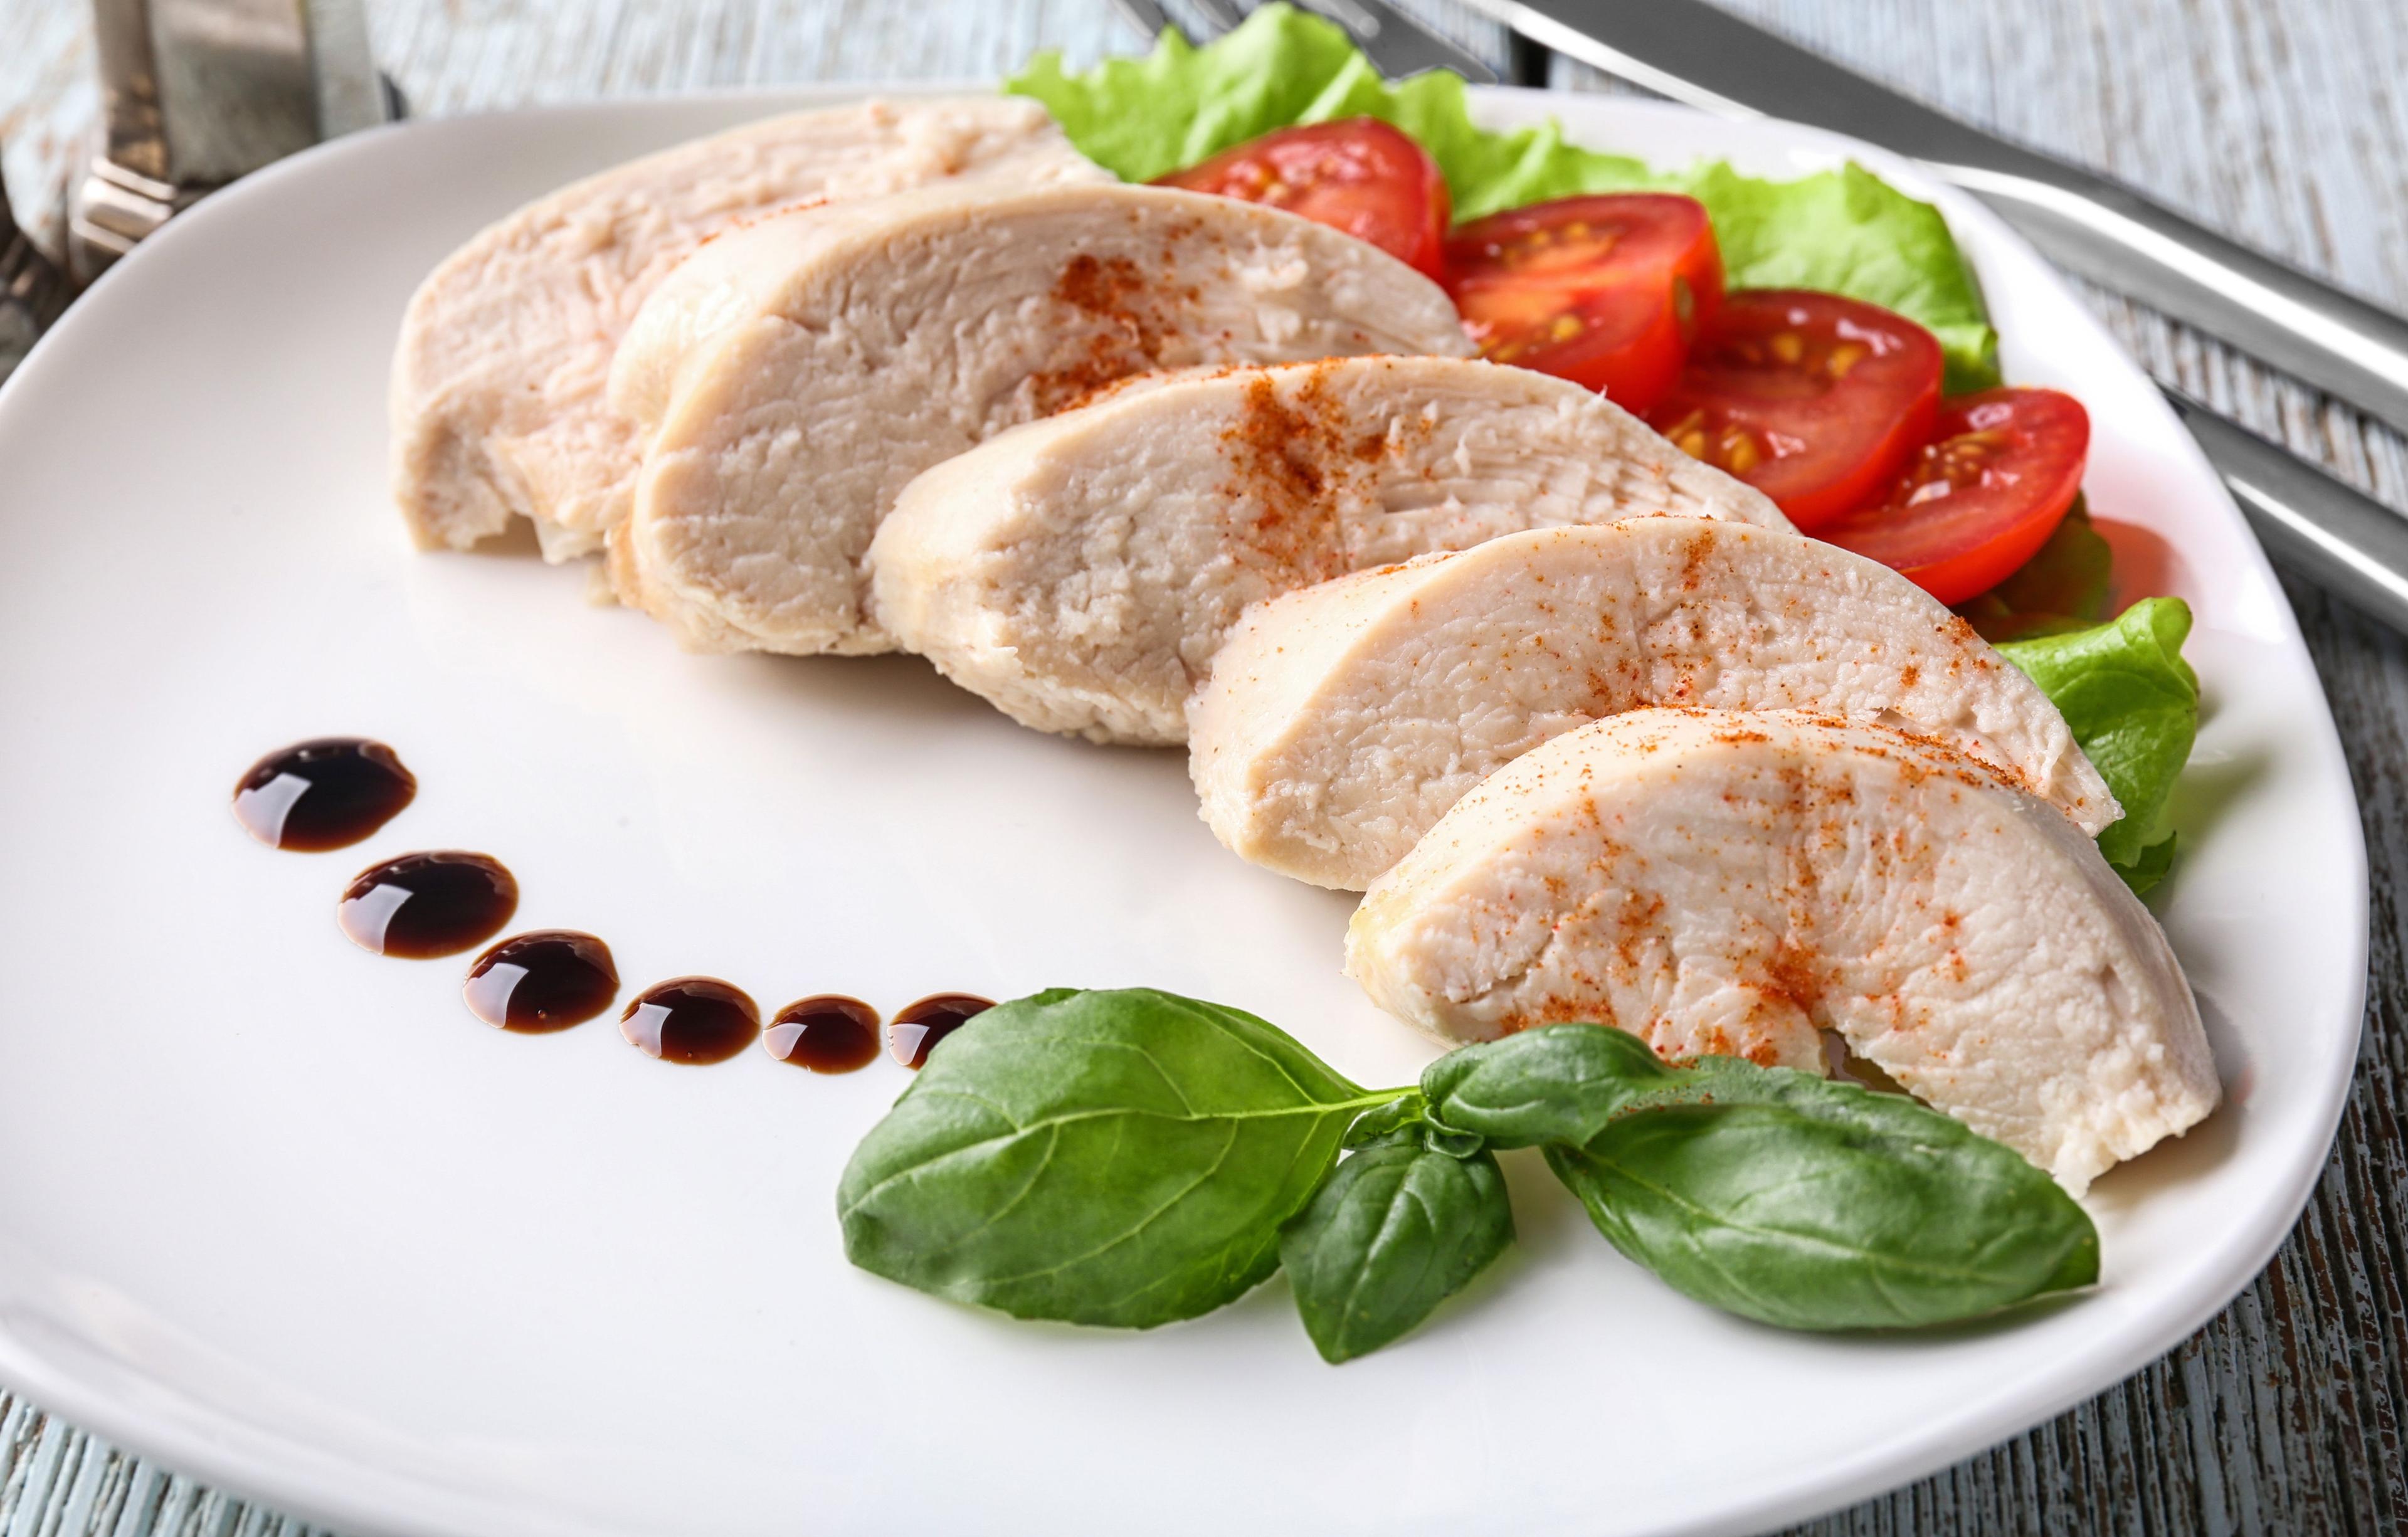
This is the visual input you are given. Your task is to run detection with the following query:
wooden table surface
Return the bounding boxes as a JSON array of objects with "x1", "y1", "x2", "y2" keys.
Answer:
[{"x1": 3, "y1": 1, "x2": 2404, "y2": 1531}]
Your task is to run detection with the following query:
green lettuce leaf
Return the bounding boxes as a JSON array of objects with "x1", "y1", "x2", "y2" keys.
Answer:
[
  {"x1": 1956, "y1": 499, "x2": 2115, "y2": 642},
  {"x1": 1008, "y1": 3, "x2": 1998, "y2": 386},
  {"x1": 1014, "y1": 6, "x2": 2203, "y2": 872},
  {"x1": 1005, "y1": 8, "x2": 1650, "y2": 214},
  {"x1": 1671, "y1": 161, "x2": 1997, "y2": 392},
  {"x1": 2000, "y1": 597, "x2": 2199, "y2": 892}
]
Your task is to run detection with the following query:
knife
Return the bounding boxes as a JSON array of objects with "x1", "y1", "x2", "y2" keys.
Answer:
[
  {"x1": 1458, "y1": 0, "x2": 2408, "y2": 635},
  {"x1": 1465, "y1": 0, "x2": 2408, "y2": 442}
]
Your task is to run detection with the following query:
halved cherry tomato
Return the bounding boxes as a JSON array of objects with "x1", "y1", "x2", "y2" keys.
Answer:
[
  {"x1": 1647, "y1": 290, "x2": 1943, "y2": 530},
  {"x1": 1155, "y1": 119, "x2": 1450, "y2": 280},
  {"x1": 1443, "y1": 194, "x2": 1723, "y2": 413},
  {"x1": 1819, "y1": 388, "x2": 2091, "y2": 605}
]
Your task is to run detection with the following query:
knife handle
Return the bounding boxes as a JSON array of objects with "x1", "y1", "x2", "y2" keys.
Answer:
[
  {"x1": 1951, "y1": 162, "x2": 2408, "y2": 440},
  {"x1": 2163, "y1": 386, "x2": 2408, "y2": 635}
]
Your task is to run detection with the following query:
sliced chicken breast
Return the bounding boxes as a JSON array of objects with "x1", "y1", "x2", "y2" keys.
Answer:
[
  {"x1": 867, "y1": 356, "x2": 1792, "y2": 743},
  {"x1": 608, "y1": 184, "x2": 1477, "y2": 656},
  {"x1": 1346, "y1": 707, "x2": 2214, "y2": 1193},
  {"x1": 391, "y1": 95, "x2": 1104, "y2": 560},
  {"x1": 1191, "y1": 519, "x2": 2118, "y2": 889}
]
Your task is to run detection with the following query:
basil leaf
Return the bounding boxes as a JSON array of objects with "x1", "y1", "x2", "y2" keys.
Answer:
[
  {"x1": 1280, "y1": 1129, "x2": 1514, "y2": 1363},
  {"x1": 838, "y1": 988, "x2": 1398, "y2": 1329},
  {"x1": 1425, "y1": 1026, "x2": 2095, "y2": 1328},
  {"x1": 1546, "y1": 1065, "x2": 2098, "y2": 1330},
  {"x1": 1419, "y1": 1024, "x2": 1683, "y2": 1148},
  {"x1": 1417, "y1": 1121, "x2": 1489, "y2": 1159},
  {"x1": 1343, "y1": 1092, "x2": 1428, "y2": 1148},
  {"x1": 1343, "y1": 1092, "x2": 1488, "y2": 1157}
]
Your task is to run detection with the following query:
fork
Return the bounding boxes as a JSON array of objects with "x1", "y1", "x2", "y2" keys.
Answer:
[{"x1": 1111, "y1": 0, "x2": 1502, "y2": 84}]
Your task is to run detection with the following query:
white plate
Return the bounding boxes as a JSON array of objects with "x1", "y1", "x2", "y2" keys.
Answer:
[{"x1": 0, "y1": 83, "x2": 2366, "y2": 1537}]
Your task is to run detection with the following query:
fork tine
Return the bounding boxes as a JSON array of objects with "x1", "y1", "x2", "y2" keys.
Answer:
[
  {"x1": 1298, "y1": 0, "x2": 1501, "y2": 82},
  {"x1": 1107, "y1": 0, "x2": 1193, "y2": 43},
  {"x1": 1161, "y1": 1, "x2": 1501, "y2": 85},
  {"x1": 1187, "y1": 0, "x2": 1249, "y2": 33}
]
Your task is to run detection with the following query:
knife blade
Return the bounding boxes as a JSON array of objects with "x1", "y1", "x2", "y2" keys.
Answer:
[{"x1": 1462, "y1": 0, "x2": 2408, "y2": 441}]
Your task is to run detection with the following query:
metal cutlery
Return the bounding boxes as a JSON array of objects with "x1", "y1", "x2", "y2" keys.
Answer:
[
  {"x1": 71, "y1": 0, "x2": 397, "y2": 284},
  {"x1": 1117, "y1": 0, "x2": 1496, "y2": 83},
  {"x1": 2, "y1": 0, "x2": 398, "y2": 382},
  {"x1": 1296, "y1": 0, "x2": 1497, "y2": 83},
  {"x1": 18, "y1": 0, "x2": 2404, "y2": 634},
  {"x1": 1106, "y1": 0, "x2": 1185, "y2": 45},
  {"x1": 0, "y1": 149, "x2": 72, "y2": 384},
  {"x1": 1465, "y1": 0, "x2": 2408, "y2": 444},
  {"x1": 1117, "y1": 0, "x2": 2408, "y2": 634},
  {"x1": 2168, "y1": 389, "x2": 2408, "y2": 635}
]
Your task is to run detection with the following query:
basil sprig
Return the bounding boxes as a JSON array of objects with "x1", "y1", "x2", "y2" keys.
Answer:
[
  {"x1": 838, "y1": 992, "x2": 2099, "y2": 1360},
  {"x1": 838, "y1": 988, "x2": 1400, "y2": 1328},
  {"x1": 1435, "y1": 1030, "x2": 2100, "y2": 1329},
  {"x1": 1281, "y1": 1122, "x2": 1514, "y2": 1363}
]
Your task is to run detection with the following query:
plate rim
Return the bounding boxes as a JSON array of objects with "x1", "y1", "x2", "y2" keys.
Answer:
[{"x1": 0, "y1": 79, "x2": 2370, "y2": 1537}]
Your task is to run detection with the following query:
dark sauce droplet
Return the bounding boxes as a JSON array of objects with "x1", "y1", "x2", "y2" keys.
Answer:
[
  {"x1": 465, "y1": 931, "x2": 618, "y2": 1033},
  {"x1": 889, "y1": 993, "x2": 995, "y2": 1069},
  {"x1": 621, "y1": 978, "x2": 759, "y2": 1064},
  {"x1": 338, "y1": 851, "x2": 518, "y2": 958},
  {"x1": 234, "y1": 738, "x2": 416, "y2": 850},
  {"x1": 765, "y1": 995, "x2": 882, "y2": 1074}
]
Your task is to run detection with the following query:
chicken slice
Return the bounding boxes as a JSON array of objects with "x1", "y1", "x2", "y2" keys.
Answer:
[
  {"x1": 608, "y1": 184, "x2": 1477, "y2": 656},
  {"x1": 1191, "y1": 519, "x2": 2118, "y2": 889},
  {"x1": 1346, "y1": 707, "x2": 2214, "y2": 1193},
  {"x1": 390, "y1": 95, "x2": 1105, "y2": 560},
  {"x1": 867, "y1": 356, "x2": 1790, "y2": 743}
]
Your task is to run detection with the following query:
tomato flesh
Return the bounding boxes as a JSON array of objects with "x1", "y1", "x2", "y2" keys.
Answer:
[
  {"x1": 1819, "y1": 388, "x2": 2092, "y2": 606},
  {"x1": 1155, "y1": 119, "x2": 1450, "y2": 280},
  {"x1": 1443, "y1": 194, "x2": 1723, "y2": 413},
  {"x1": 1452, "y1": 277, "x2": 1691, "y2": 409},
  {"x1": 1647, "y1": 290, "x2": 1943, "y2": 529}
]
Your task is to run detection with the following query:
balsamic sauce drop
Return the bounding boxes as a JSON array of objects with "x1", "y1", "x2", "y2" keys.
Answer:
[
  {"x1": 338, "y1": 851, "x2": 519, "y2": 958},
  {"x1": 234, "y1": 738, "x2": 416, "y2": 850},
  {"x1": 465, "y1": 930, "x2": 619, "y2": 1032},
  {"x1": 246, "y1": 737, "x2": 988, "y2": 1085},
  {"x1": 621, "y1": 977, "x2": 760, "y2": 1064},
  {"x1": 765, "y1": 995, "x2": 882, "y2": 1074},
  {"x1": 889, "y1": 993, "x2": 995, "y2": 1069}
]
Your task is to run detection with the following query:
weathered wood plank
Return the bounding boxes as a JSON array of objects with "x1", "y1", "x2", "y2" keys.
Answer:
[{"x1": 0, "y1": 2, "x2": 2403, "y2": 1534}]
